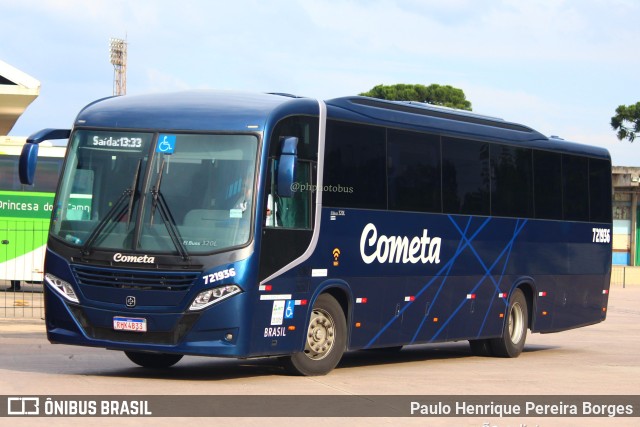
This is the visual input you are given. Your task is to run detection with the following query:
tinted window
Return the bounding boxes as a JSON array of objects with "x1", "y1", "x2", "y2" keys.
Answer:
[
  {"x1": 265, "y1": 159, "x2": 313, "y2": 229},
  {"x1": 266, "y1": 115, "x2": 318, "y2": 229},
  {"x1": 0, "y1": 156, "x2": 62, "y2": 193},
  {"x1": 562, "y1": 155, "x2": 589, "y2": 221},
  {"x1": 268, "y1": 115, "x2": 318, "y2": 161},
  {"x1": 589, "y1": 158, "x2": 611, "y2": 223},
  {"x1": 442, "y1": 137, "x2": 489, "y2": 215},
  {"x1": 387, "y1": 129, "x2": 441, "y2": 212},
  {"x1": 32, "y1": 158, "x2": 63, "y2": 193},
  {"x1": 533, "y1": 150, "x2": 563, "y2": 220},
  {"x1": 323, "y1": 121, "x2": 386, "y2": 209},
  {"x1": 0, "y1": 157, "x2": 17, "y2": 190},
  {"x1": 491, "y1": 145, "x2": 533, "y2": 217}
]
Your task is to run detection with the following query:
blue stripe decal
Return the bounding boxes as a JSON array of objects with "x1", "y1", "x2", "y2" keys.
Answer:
[
  {"x1": 409, "y1": 216, "x2": 472, "y2": 344},
  {"x1": 429, "y1": 217, "x2": 527, "y2": 341},
  {"x1": 366, "y1": 216, "x2": 492, "y2": 348},
  {"x1": 475, "y1": 219, "x2": 526, "y2": 337},
  {"x1": 365, "y1": 216, "x2": 528, "y2": 348}
]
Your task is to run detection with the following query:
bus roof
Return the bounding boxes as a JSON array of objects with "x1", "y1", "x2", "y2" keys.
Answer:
[
  {"x1": 74, "y1": 91, "x2": 307, "y2": 133},
  {"x1": 73, "y1": 90, "x2": 610, "y2": 161},
  {"x1": 325, "y1": 96, "x2": 610, "y2": 160}
]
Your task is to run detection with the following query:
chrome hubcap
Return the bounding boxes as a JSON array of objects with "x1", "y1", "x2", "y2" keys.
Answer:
[
  {"x1": 304, "y1": 308, "x2": 335, "y2": 360},
  {"x1": 508, "y1": 301, "x2": 525, "y2": 344}
]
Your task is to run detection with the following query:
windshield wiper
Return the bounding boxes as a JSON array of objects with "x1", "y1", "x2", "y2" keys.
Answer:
[
  {"x1": 150, "y1": 158, "x2": 190, "y2": 261},
  {"x1": 125, "y1": 160, "x2": 142, "y2": 227},
  {"x1": 81, "y1": 160, "x2": 142, "y2": 255}
]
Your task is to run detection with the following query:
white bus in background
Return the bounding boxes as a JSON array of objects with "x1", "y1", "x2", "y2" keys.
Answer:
[{"x1": 0, "y1": 136, "x2": 65, "y2": 290}]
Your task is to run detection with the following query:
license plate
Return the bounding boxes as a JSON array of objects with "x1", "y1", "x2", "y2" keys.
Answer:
[{"x1": 113, "y1": 316, "x2": 147, "y2": 332}]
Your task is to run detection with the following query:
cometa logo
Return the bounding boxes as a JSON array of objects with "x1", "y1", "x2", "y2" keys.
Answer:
[
  {"x1": 359, "y1": 223, "x2": 442, "y2": 265},
  {"x1": 113, "y1": 253, "x2": 156, "y2": 264}
]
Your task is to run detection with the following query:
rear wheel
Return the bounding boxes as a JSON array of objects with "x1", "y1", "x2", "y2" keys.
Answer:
[
  {"x1": 282, "y1": 293, "x2": 346, "y2": 376},
  {"x1": 490, "y1": 288, "x2": 528, "y2": 357},
  {"x1": 124, "y1": 351, "x2": 183, "y2": 368}
]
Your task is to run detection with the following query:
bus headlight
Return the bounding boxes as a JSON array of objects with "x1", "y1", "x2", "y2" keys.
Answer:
[
  {"x1": 189, "y1": 284, "x2": 242, "y2": 311},
  {"x1": 45, "y1": 273, "x2": 79, "y2": 303}
]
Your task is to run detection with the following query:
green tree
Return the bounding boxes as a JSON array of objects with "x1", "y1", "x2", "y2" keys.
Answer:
[
  {"x1": 611, "y1": 102, "x2": 640, "y2": 142},
  {"x1": 359, "y1": 83, "x2": 472, "y2": 111}
]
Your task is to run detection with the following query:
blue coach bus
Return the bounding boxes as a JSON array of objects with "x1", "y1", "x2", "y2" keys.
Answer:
[{"x1": 19, "y1": 91, "x2": 612, "y2": 375}]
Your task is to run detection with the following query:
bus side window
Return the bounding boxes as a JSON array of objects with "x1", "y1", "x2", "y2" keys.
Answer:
[{"x1": 265, "y1": 159, "x2": 312, "y2": 229}]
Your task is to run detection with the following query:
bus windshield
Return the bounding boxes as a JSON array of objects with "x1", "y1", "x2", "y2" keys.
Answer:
[{"x1": 52, "y1": 130, "x2": 258, "y2": 255}]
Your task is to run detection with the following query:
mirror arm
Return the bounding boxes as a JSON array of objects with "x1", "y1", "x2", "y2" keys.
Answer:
[{"x1": 19, "y1": 128, "x2": 71, "y2": 185}]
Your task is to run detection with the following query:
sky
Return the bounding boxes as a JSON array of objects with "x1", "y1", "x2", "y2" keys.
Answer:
[{"x1": 2, "y1": 0, "x2": 640, "y2": 165}]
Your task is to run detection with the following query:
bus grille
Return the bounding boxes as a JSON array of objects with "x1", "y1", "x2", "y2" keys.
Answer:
[
  {"x1": 67, "y1": 305, "x2": 199, "y2": 345},
  {"x1": 71, "y1": 265, "x2": 199, "y2": 291}
]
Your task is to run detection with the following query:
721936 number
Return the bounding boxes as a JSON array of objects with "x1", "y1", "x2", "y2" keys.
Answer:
[{"x1": 592, "y1": 228, "x2": 611, "y2": 243}]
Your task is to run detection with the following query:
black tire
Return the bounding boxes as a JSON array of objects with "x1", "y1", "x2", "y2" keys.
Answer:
[
  {"x1": 469, "y1": 339, "x2": 493, "y2": 356},
  {"x1": 490, "y1": 288, "x2": 528, "y2": 358},
  {"x1": 124, "y1": 351, "x2": 183, "y2": 368},
  {"x1": 282, "y1": 293, "x2": 347, "y2": 376}
]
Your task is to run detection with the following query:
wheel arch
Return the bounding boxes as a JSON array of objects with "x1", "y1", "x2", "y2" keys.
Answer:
[
  {"x1": 311, "y1": 280, "x2": 351, "y2": 314},
  {"x1": 306, "y1": 280, "x2": 352, "y2": 345},
  {"x1": 322, "y1": 286, "x2": 350, "y2": 320}
]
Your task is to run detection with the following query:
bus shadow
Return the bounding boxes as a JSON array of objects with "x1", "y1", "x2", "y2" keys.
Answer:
[
  {"x1": 93, "y1": 357, "x2": 285, "y2": 380},
  {"x1": 338, "y1": 342, "x2": 471, "y2": 369},
  {"x1": 90, "y1": 342, "x2": 559, "y2": 381},
  {"x1": 337, "y1": 342, "x2": 557, "y2": 370},
  {"x1": 522, "y1": 344, "x2": 559, "y2": 353}
]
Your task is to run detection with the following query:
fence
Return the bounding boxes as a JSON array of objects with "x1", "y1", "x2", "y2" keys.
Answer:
[
  {"x1": 0, "y1": 219, "x2": 47, "y2": 319},
  {"x1": 611, "y1": 265, "x2": 640, "y2": 287},
  {"x1": 1, "y1": 280, "x2": 44, "y2": 319}
]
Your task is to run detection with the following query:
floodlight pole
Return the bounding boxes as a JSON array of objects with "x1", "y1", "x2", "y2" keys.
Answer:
[{"x1": 109, "y1": 38, "x2": 127, "y2": 96}]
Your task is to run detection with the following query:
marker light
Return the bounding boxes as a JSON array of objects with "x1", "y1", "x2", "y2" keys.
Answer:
[
  {"x1": 45, "y1": 273, "x2": 79, "y2": 303},
  {"x1": 189, "y1": 284, "x2": 242, "y2": 311}
]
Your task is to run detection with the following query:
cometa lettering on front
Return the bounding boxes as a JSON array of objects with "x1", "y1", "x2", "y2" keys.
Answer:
[
  {"x1": 113, "y1": 253, "x2": 156, "y2": 264},
  {"x1": 360, "y1": 223, "x2": 442, "y2": 265}
]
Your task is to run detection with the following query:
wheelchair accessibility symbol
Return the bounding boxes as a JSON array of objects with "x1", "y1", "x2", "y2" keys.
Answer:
[
  {"x1": 157, "y1": 134, "x2": 176, "y2": 154},
  {"x1": 285, "y1": 300, "x2": 295, "y2": 319}
]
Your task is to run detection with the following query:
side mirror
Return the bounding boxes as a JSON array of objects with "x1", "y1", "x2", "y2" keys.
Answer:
[
  {"x1": 19, "y1": 143, "x2": 39, "y2": 185},
  {"x1": 19, "y1": 128, "x2": 70, "y2": 185},
  {"x1": 276, "y1": 136, "x2": 298, "y2": 197}
]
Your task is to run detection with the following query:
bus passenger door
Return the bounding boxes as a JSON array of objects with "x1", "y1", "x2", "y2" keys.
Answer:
[
  {"x1": 254, "y1": 158, "x2": 315, "y2": 355},
  {"x1": 253, "y1": 116, "x2": 320, "y2": 354},
  {"x1": 258, "y1": 159, "x2": 315, "y2": 280},
  {"x1": 258, "y1": 116, "x2": 318, "y2": 282}
]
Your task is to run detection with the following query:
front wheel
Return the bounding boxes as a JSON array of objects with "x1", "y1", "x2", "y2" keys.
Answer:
[
  {"x1": 282, "y1": 293, "x2": 346, "y2": 376},
  {"x1": 124, "y1": 351, "x2": 183, "y2": 368},
  {"x1": 490, "y1": 288, "x2": 528, "y2": 358}
]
